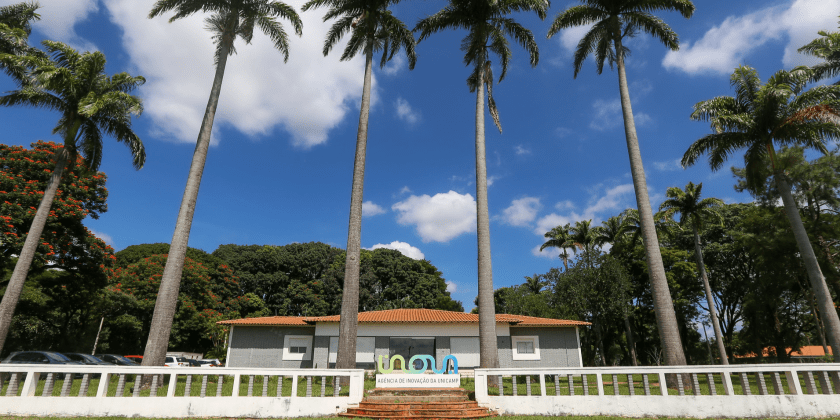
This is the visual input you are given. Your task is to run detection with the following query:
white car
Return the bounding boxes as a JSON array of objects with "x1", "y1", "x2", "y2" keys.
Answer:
[
  {"x1": 198, "y1": 358, "x2": 222, "y2": 367},
  {"x1": 164, "y1": 356, "x2": 188, "y2": 367}
]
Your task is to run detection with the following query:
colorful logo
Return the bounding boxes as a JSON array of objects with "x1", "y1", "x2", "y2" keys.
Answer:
[{"x1": 377, "y1": 355, "x2": 458, "y2": 374}]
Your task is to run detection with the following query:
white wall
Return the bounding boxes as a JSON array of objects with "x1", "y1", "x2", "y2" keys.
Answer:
[{"x1": 314, "y1": 322, "x2": 510, "y2": 337}]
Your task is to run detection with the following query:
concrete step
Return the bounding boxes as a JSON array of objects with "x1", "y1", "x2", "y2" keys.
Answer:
[
  {"x1": 347, "y1": 407, "x2": 491, "y2": 417},
  {"x1": 339, "y1": 413, "x2": 495, "y2": 420},
  {"x1": 364, "y1": 395, "x2": 469, "y2": 403},
  {"x1": 359, "y1": 402, "x2": 479, "y2": 410}
]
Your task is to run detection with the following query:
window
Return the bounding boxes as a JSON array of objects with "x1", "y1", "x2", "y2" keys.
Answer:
[
  {"x1": 283, "y1": 335, "x2": 313, "y2": 361},
  {"x1": 511, "y1": 336, "x2": 540, "y2": 360}
]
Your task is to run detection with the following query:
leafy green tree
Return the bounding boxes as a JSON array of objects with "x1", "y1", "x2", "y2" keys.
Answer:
[
  {"x1": 540, "y1": 224, "x2": 573, "y2": 270},
  {"x1": 414, "y1": 0, "x2": 548, "y2": 371},
  {"x1": 569, "y1": 219, "x2": 599, "y2": 255},
  {"x1": 798, "y1": 17, "x2": 840, "y2": 84},
  {"x1": 300, "y1": 0, "x2": 417, "y2": 370},
  {"x1": 593, "y1": 214, "x2": 630, "y2": 252},
  {"x1": 0, "y1": 42, "x2": 145, "y2": 356},
  {"x1": 547, "y1": 0, "x2": 694, "y2": 368},
  {"x1": 660, "y1": 182, "x2": 728, "y2": 364},
  {"x1": 144, "y1": 0, "x2": 303, "y2": 368},
  {"x1": 683, "y1": 65, "x2": 840, "y2": 361}
]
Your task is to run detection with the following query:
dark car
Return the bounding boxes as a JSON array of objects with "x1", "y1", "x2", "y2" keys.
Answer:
[
  {"x1": 99, "y1": 354, "x2": 140, "y2": 366},
  {"x1": 2, "y1": 351, "x2": 84, "y2": 365},
  {"x1": 123, "y1": 355, "x2": 143, "y2": 364},
  {"x1": 186, "y1": 359, "x2": 201, "y2": 367},
  {"x1": 62, "y1": 353, "x2": 111, "y2": 365}
]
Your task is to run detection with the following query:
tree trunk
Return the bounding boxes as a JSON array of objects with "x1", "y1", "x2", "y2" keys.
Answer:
[
  {"x1": 593, "y1": 321, "x2": 606, "y2": 366},
  {"x1": 475, "y1": 61, "x2": 499, "y2": 370},
  {"x1": 0, "y1": 143, "x2": 71, "y2": 355},
  {"x1": 613, "y1": 36, "x2": 686, "y2": 368},
  {"x1": 775, "y1": 172, "x2": 840, "y2": 362},
  {"x1": 622, "y1": 306, "x2": 638, "y2": 366},
  {"x1": 336, "y1": 43, "x2": 373, "y2": 373},
  {"x1": 141, "y1": 16, "x2": 235, "y2": 369},
  {"x1": 92, "y1": 316, "x2": 104, "y2": 355},
  {"x1": 692, "y1": 226, "x2": 728, "y2": 364},
  {"x1": 808, "y1": 288, "x2": 830, "y2": 356}
]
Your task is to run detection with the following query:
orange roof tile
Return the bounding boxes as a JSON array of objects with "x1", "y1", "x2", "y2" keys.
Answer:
[
  {"x1": 218, "y1": 316, "x2": 312, "y2": 326},
  {"x1": 218, "y1": 308, "x2": 589, "y2": 327}
]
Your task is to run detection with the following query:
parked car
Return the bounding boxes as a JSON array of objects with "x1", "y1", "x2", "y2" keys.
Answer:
[
  {"x1": 2, "y1": 351, "x2": 83, "y2": 365},
  {"x1": 164, "y1": 356, "x2": 188, "y2": 367},
  {"x1": 197, "y1": 359, "x2": 221, "y2": 367},
  {"x1": 123, "y1": 355, "x2": 143, "y2": 364},
  {"x1": 62, "y1": 353, "x2": 111, "y2": 365},
  {"x1": 186, "y1": 359, "x2": 201, "y2": 367},
  {"x1": 99, "y1": 354, "x2": 140, "y2": 366}
]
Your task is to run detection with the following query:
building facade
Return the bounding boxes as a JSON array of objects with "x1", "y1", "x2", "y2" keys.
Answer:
[{"x1": 219, "y1": 309, "x2": 588, "y2": 369}]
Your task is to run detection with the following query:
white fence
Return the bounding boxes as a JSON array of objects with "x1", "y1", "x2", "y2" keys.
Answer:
[
  {"x1": 475, "y1": 363, "x2": 840, "y2": 418},
  {"x1": 0, "y1": 365, "x2": 365, "y2": 418}
]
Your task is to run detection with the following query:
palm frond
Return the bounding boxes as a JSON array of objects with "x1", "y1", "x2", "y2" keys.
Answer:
[{"x1": 622, "y1": 11, "x2": 678, "y2": 51}]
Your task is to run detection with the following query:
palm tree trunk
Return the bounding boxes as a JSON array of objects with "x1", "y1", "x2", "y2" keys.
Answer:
[
  {"x1": 692, "y1": 226, "x2": 728, "y2": 364},
  {"x1": 475, "y1": 62, "x2": 499, "y2": 370},
  {"x1": 613, "y1": 37, "x2": 687, "y2": 368},
  {"x1": 335, "y1": 43, "x2": 373, "y2": 372},
  {"x1": 0, "y1": 146, "x2": 70, "y2": 355},
  {"x1": 91, "y1": 316, "x2": 104, "y2": 355},
  {"x1": 775, "y1": 173, "x2": 840, "y2": 362},
  {"x1": 808, "y1": 288, "x2": 830, "y2": 356},
  {"x1": 141, "y1": 16, "x2": 235, "y2": 368}
]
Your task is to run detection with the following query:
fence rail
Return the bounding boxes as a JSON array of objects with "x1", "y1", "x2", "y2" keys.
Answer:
[
  {"x1": 475, "y1": 363, "x2": 840, "y2": 418},
  {"x1": 0, "y1": 365, "x2": 364, "y2": 418}
]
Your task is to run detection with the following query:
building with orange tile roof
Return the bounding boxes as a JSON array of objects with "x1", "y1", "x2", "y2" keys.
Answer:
[{"x1": 218, "y1": 308, "x2": 589, "y2": 369}]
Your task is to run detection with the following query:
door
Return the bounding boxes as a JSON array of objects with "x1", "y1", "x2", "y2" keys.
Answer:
[{"x1": 389, "y1": 337, "x2": 436, "y2": 371}]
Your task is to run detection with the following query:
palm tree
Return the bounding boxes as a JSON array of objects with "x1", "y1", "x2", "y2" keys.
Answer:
[
  {"x1": 414, "y1": 0, "x2": 548, "y2": 371},
  {"x1": 569, "y1": 219, "x2": 599, "y2": 254},
  {"x1": 593, "y1": 215, "x2": 628, "y2": 251},
  {"x1": 659, "y1": 181, "x2": 729, "y2": 364},
  {"x1": 0, "y1": 41, "x2": 145, "y2": 355},
  {"x1": 524, "y1": 274, "x2": 543, "y2": 294},
  {"x1": 682, "y1": 65, "x2": 840, "y2": 362},
  {"x1": 547, "y1": 0, "x2": 694, "y2": 368},
  {"x1": 541, "y1": 223, "x2": 573, "y2": 270},
  {"x1": 143, "y1": 0, "x2": 302, "y2": 368},
  {"x1": 301, "y1": 0, "x2": 416, "y2": 371},
  {"x1": 0, "y1": 1, "x2": 44, "y2": 79},
  {"x1": 798, "y1": 17, "x2": 840, "y2": 84}
]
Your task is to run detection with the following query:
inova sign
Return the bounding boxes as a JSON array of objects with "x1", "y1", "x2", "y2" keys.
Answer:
[{"x1": 375, "y1": 355, "x2": 461, "y2": 388}]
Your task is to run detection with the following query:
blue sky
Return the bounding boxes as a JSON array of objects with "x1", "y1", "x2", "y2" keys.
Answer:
[{"x1": 1, "y1": 0, "x2": 838, "y2": 311}]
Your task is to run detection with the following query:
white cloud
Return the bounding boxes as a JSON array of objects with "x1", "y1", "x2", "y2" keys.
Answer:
[
  {"x1": 98, "y1": 0, "x2": 369, "y2": 148},
  {"x1": 368, "y1": 241, "x2": 425, "y2": 260},
  {"x1": 30, "y1": 0, "x2": 99, "y2": 52},
  {"x1": 653, "y1": 159, "x2": 683, "y2": 171},
  {"x1": 395, "y1": 97, "x2": 420, "y2": 125},
  {"x1": 555, "y1": 200, "x2": 575, "y2": 210},
  {"x1": 514, "y1": 145, "x2": 531, "y2": 155},
  {"x1": 532, "y1": 244, "x2": 559, "y2": 259},
  {"x1": 487, "y1": 175, "x2": 501, "y2": 186},
  {"x1": 663, "y1": 0, "x2": 840, "y2": 75},
  {"x1": 392, "y1": 191, "x2": 476, "y2": 243},
  {"x1": 446, "y1": 280, "x2": 457, "y2": 293},
  {"x1": 557, "y1": 24, "x2": 593, "y2": 56},
  {"x1": 381, "y1": 54, "x2": 406, "y2": 76},
  {"x1": 502, "y1": 197, "x2": 541, "y2": 227},
  {"x1": 533, "y1": 184, "x2": 634, "y2": 236},
  {"x1": 398, "y1": 186, "x2": 412, "y2": 195},
  {"x1": 634, "y1": 112, "x2": 652, "y2": 126},
  {"x1": 362, "y1": 201, "x2": 386, "y2": 217},
  {"x1": 88, "y1": 228, "x2": 114, "y2": 247},
  {"x1": 590, "y1": 99, "x2": 622, "y2": 131}
]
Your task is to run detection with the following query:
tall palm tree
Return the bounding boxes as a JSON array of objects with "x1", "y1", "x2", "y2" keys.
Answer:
[
  {"x1": 524, "y1": 273, "x2": 543, "y2": 294},
  {"x1": 143, "y1": 0, "x2": 302, "y2": 368},
  {"x1": 659, "y1": 181, "x2": 728, "y2": 364},
  {"x1": 541, "y1": 223, "x2": 573, "y2": 270},
  {"x1": 0, "y1": 41, "x2": 145, "y2": 355},
  {"x1": 415, "y1": 0, "x2": 548, "y2": 371},
  {"x1": 301, "y1": 0, "x2": 416, "y2": 371},
  {"x1": 0, "y1": 1, "x2": 44, "y2": 79},
  {"x1": 547, "y1": 0, "x2": 694, "y2": 368},
  {"x1": 593, "y1": 214, "x2": 628, "y2": 251},
  {"x1": 569, "y1": 219, "x2": 599, "y2": 254},
  {"x1": 798, "y1": 17, "x2": 840, "y2": 84},
  {"x1": 682, "y1": 65, "x2": 840, "y2": 362}
]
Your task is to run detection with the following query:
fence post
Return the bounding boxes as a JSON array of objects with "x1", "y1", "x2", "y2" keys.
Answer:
[
  {"x1": 596, "y1": 373, "x2": 604, "y2": 396},
  {"x1": 722, "y1": 371, "x2": 734, "y2": 396},
  {"x1": 168, "y1": 373, "x2": 178, "y2": 397},
  {"x1": 474, "y1": 370, "x2": 488, "y2": 405},
  {"x1": 96, "y1": 372, "x2": 111, "y2": 397},
  {"x1": 658, "y1": 372, "x2": 668, "y2": 396},
  {"x1": 784, "y1": 370, "x2": 802, "y2": 395},
  {"x1": 20, "y1": 371, "x2": 39, "y2": 397},
  {"x1": 232, "y1": 373, "x2": 241, "y2": 397}
]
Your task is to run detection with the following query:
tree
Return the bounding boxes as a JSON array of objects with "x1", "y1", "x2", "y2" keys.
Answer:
[
  {"x1": 682, "y1": 65, "x2": 840, "y2": 361},
  {"x1": 415, "y1": 0, "x2": 548, "y2": 371},
  {"x1": 593, "y1": 214, "x2": 629, "y2": 252},
  {"x1": 0, "y1": 42, "x2": 145, "y2": 356},
  {"x1": 547, "y1": 0, "x2": 694, "y2": 368},
  {"x1": 660, "y1": 182, "x2": 729, "y2": 364},
  {"x1": 569, "y1": 219, "x2": 599, "y2": 255},
  {"x1": 301, "y1": 0, "x2": 416, "y2": 372},
  {"x1": 144, "y1": 0, "x2": 303, "y2": 368},
  {"x1": 540, "y1": 224, "x2": 573, "y2": 270},
  {"x1": 0, "y1": 1, "x2": 44, "y2": 80},
  {"x1": 524, "y1": 274, "x2": 543, "y2": 294},
  {"x1": 798, "y1": 17, "x2": 840, "y2": 84}
]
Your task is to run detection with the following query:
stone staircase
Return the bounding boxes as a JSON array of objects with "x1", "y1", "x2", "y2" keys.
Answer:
[{"x1": 340, "y1": 388, "x2": 496, "y2": 420}]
